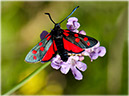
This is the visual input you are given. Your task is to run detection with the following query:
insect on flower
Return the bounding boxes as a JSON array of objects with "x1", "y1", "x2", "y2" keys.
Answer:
[{"x1": 25, "y1": 6, "x2": 99, "y2": 63}]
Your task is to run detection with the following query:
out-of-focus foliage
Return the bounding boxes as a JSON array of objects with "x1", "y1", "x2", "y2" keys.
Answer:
[{"x1": 1, "y1": 1, "x2": 128, "y2": 95}]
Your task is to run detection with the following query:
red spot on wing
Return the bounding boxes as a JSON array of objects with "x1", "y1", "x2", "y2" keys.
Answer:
[
  {"x1": 87, "y1": 41, "x2": 90, "y2": 46},
  {"x1": 42, "y1": 42, "x2": 56, "y2": 61},
  {"x1": 33, "y1": 55, "x2": 37, "y2": 60},
  {"x1": 74, "y1": 34, "x2": 78, "y2": 37},
  {"x1": 45, "y1": 33, "x2": 50, "y2": 38},
  {"x1": 47, "y1": 36, "x2": 51, "y2": 41},
  {"x1": 63, "y1": 38, "x2": 83, "y2": 53},
  {"x1": 63, "y1": 32, "x2": 69, "y2": 36},
  {"x1": 84, "y1": 37, "x2": 88, "y2": 41},
  {"x1": 39, "y1": 42, "x2": 43, "y2": 46},
  {"x1": 40, "y1": 47, "x2": 44, "y2": 51},
  {"x1": 32, "y1": 50, "x2": 37, "y2": 54},
  {"x1": 75, "y1": 38, "x2": 80, "y2": 43},
  {"x1": 64, "y1": 30, "x2": 70, "y2": 32}
]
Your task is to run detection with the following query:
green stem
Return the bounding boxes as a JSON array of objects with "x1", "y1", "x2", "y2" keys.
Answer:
[{"x1": 3, "y1": 62, "x2": 51, "y2": 95}]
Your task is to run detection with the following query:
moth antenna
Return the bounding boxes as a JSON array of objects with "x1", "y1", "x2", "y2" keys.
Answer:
[
  {"x1": 59, "y1": 6, "x2": 79, "y2": 24},
  {"x1": 45, "y1": 13, "x2": 56, "y2": 24}
]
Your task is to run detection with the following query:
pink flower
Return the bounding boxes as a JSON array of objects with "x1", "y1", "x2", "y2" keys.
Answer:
[
  {"x1": 82, "y1": 42, "x2": 106, "y2": 62},
  {"x1": 40, "y1": 31, "x2": 49, "y2": 40},
  {"x1": 67, "y1": 17, "x2": 80, "y2": 33},
  {"x1": 51, "y1": 55, "x2": 87, "y2": 80}
]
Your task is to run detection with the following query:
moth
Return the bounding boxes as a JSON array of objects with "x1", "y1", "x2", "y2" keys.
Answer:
[{"x1": 25, "y1": 6, "x2": 98, "y2": 63}]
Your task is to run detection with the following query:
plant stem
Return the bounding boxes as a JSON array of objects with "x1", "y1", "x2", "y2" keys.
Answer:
[{"x1": 3, "y1": 62, "x2": 51, "y2": 95}]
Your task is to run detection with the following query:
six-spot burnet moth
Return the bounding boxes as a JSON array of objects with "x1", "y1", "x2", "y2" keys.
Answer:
[{"x1": 25, "y1": 6, "x2": 98, "y2": 63}]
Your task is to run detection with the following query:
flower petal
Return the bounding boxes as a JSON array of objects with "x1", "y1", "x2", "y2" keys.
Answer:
[
  {"x1": 89, "y1": 52, "x2": 99, "y2": 61},
  {"x1": 68, "y1": 17, "x2": 78, "y2": 22},
  {"x1": 67, "y1": 24, "x2": 74, "y2": 30},
  {"x1": 82, "y1": 50, "x2": 89, "y2": 56},
  {"x1": 73, "y1": 55, "x2": 80, "y2": 61},
  {"x1": 71, "y1": 67, "x2": 83, "y2": 80},
  {"x1": 40, "y1": 31, "x2": 48, "y2": 40},
  {"x1": 67, "y1": 17, "x2": 80, "y2": 32},
  {"x1": 67, "y1": 56, "x2": 79, "y2": 63},
  {"x1": 97, "y1": 47, "x2": 106, "y2": 57},
  {"x1": 51, "y1": 62, "x2": 61, "y2": 70},
  {"x1": 73, "y1": 21, "x2": 80, "y2": 29},
  {"x1": 51, "y1": 55, "x2": 60, "y2": 62},
  {"x1": 79, "y1": 30, "x2": 86, "y2": 35},
  {"x1": 72, "y1": 29, "x2": 79, "y2": 33},
  {"x1": 60, "y1": 63, "x2": 70, "y2": 74},
  {"x1": 76, "y1": 61, "x2": 87, "y2": 71},
  {"x1": 51, "y1": 55, "x2": 62, "y2": 70},
  {"x1": 79, "y1": 56, "x2": 84, "y2": 61}
]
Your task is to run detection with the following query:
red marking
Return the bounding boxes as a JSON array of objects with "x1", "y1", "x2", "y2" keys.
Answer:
[
  {"x1": 84, "y1": 37, "x2": 88, "y2": 41},
  {"x1": 32, "y1": 50, "x2": 37, "y2": 54},
  {"x1": 45, "y1": 33, "x2": 50, "y2": 38},
  {"x1": 63, "y1": 32, "x2": 69, "y2": 36},
  {"x1": 40, "y1": 47, "x2": 44, "y2": 51},
  {"x1": 64, "y1": 30, "x2": 69, "y2": 32},
  {"x1": 39, "y1": 42, "x2": 43, "y2": 46},
  {"x1": 47, "y1": 36, "x2": 51, "y2": 41},
  {"x1": 74, "y1": 34, "x2": 78, "y2": 37},
  {"x1": 75, "y1": 38, "x2": 80, "y2": 43},
  {"x1": 63, "y1": 38, "x2": 84, "y2": 53},
  {"x1": 87, "y1": 42, "x2": 90, "y2": 46},
  {"x1": 33, "y1": 55, "x2": 37, "y2": 60},
  {"x1": 42, "y1": 42, "x2": 55, "y2": 61},
  {"x1": 53, "y1": 40, "x2": 57, "y2": 51}
]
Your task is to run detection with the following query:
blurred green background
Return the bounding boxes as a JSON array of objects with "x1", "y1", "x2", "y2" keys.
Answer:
[{"x1": 1, "y1": 1, "x2": 128, "y2": 95}]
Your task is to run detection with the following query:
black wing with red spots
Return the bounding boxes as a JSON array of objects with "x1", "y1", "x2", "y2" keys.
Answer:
[
  {"x1": 25, "y1": 34, "x2": 57, "y2": 63},
  {"x1": 63, "y1": 29, "x2": 98, "y2": 53}
]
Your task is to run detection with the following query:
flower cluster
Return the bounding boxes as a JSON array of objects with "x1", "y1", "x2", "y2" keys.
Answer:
[
  {"x1": 51, "y1": 55, "x2": 87, "y2": 80},
  {"x1": 40, "y1": 17, "x2": 106, "y2": 80}
]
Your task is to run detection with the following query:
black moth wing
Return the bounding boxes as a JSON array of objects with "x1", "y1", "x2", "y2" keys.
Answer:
[
  {"x1": 63, "y1": 29, "x2": 98, "y2": 50},
  {"x1": 25, "y1": 34, "x2": 57, "y2": 63}
]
